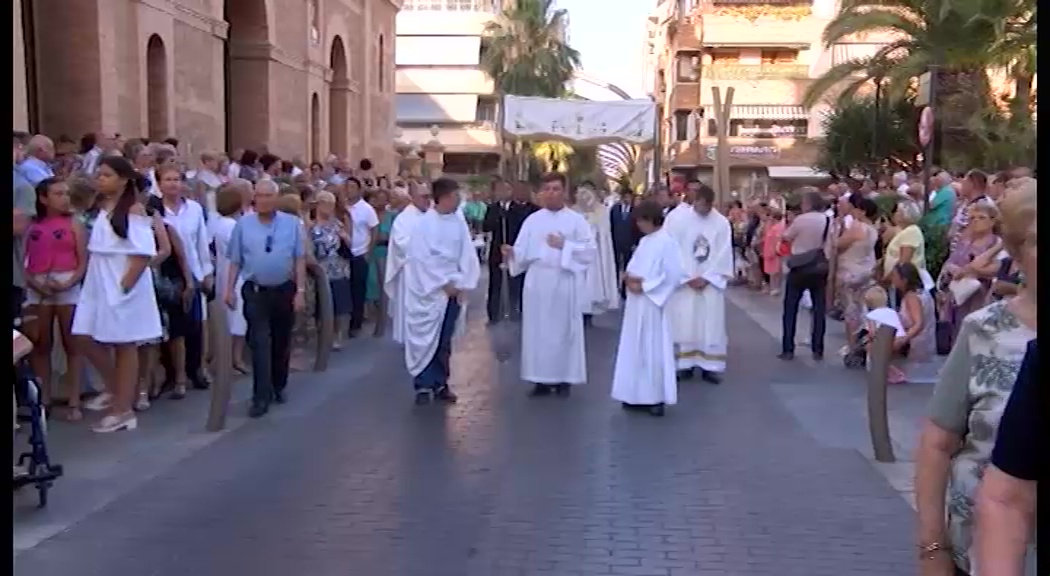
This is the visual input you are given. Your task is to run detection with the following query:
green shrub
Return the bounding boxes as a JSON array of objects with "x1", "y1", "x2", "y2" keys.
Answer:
[{"x1": 920, "y1": 222, "x2": 950, "y2": 280}]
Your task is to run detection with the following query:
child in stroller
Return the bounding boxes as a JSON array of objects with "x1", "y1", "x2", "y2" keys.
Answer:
[{"x1": 841, "y1": 286, "x2": 907, "y2": 384}]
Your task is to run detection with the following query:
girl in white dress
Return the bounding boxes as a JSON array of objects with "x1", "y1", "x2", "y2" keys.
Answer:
[
  {"x1": 208, "y1": 185, "x2": 249, "y2": 373},
  {"x1": 73, "y1": 156, "x2": 163, "y2": 433}
]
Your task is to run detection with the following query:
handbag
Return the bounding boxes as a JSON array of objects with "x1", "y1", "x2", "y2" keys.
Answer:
[
  {"x1": 785, "y1": 216, "x2": 831, "y2": 275},
  {"x1": 336, "y1": 238, "x2": 354, "y2": 260},
  {"x1": 948, "y1": 277, "x2": 983, "y2": 305}
]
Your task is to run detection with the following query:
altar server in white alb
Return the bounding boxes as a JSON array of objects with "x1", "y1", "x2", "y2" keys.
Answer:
[
  {"x1": 501, "y1": 172, "x2": 597, "y2": 398},
  {"x1": 384, "y1": 181, "x2": 431, "y2": 343},
  {"x1": 401, "y1": 178, "x2": 480, "y2": 405},
  {"x1": 611, "y1": 200, "x2": 686, "y2": 417},
  {"x1": 664, "y1": 181, "x2": 735, "y2": 384},
  {"x1": 572, "y1": 182, "x2": 620, "y2": 324}
]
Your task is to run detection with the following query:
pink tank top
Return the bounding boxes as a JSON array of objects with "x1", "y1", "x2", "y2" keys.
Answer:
[{"x1": 25, "y1": 216, "x2": 78, "y2": 275}]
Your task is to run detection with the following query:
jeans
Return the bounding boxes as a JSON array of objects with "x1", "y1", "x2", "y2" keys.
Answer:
[
  {"x1": 348, "y1": 255, "x2": 369, "y2": 332},
  {"x1": 781, "y1": 269, "x2": 828, "y2": 356},
  {"x1": 412, "y1": 298, "x2": 461, "y2": 392},
  {"x1": 242, "y1": 281, "x2": 296, "y2": 406}
]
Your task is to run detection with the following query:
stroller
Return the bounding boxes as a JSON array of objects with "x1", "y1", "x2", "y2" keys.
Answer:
[{"x1": 12, "y1": 329, "x2": 63, "y2": 508}]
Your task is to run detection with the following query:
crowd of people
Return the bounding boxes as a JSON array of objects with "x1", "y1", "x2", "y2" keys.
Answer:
[{"x1": 12, "y1": 127, "x2": 1036, "y2": 574}]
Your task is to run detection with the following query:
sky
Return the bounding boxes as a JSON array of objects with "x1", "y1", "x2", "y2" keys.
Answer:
[{"x1": 556, "y1": 0, "x2": 651, "y2": 99}]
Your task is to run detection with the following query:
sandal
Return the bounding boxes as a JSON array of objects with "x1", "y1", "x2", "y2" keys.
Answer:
[
  {"x1": 134, "y1": 392, "x2": 151, "y2": 412},
  {"x1": 59, "y1": 406, "x2": 83, "y2": 422},
  {"x1": 169, "y1": 382, "x2": 188, "y2": 400}
]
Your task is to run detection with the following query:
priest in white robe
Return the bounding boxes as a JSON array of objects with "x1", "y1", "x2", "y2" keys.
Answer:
[
  {"x1": 502, "y1": 173, "x2": 596, "y2": 398},
  {"x1": 402, "y1": 178, "x2": 480, "y2": 405},
  {"x1": 611, "y1": 200, "x2": 686, "y2": 417},
  {"x1": 384, "y1": 183, "x2": 431, "y2": 344},
  {"x1": 664, "y1": 181, "x2": 735, "y2": 384},
  {"x1": 572, "y1": 184, "x2": 620, "y2": 322}
]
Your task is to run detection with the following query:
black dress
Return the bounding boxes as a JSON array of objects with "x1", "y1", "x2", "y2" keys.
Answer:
[{"x1": 153, "y1": 223, "x2": 191, "y2": 339}]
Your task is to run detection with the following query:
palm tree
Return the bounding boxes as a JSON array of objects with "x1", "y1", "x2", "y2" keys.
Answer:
[{"x1": 480, "y1": 0, "x2": 582, "y2": 98}]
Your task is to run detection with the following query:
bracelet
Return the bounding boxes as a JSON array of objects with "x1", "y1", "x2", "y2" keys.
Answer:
[{"x1": 917, "y1": 542, "x2": 950, "y2": 560}]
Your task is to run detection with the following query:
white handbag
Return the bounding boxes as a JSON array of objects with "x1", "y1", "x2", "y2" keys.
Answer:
[{"x1": 948, "y1": 277, "x2": 983, "y2": 305}]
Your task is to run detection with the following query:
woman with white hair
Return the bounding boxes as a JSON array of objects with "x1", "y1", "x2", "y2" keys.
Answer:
[
  {"x1": 309, "y1": 190, "x2": 353, "y2": 349},
  {"x1": 881, "y1": 199, "x2": 930, "y2": 302}
]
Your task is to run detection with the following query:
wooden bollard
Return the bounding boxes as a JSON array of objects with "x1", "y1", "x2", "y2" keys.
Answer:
[
  {"x1": 866, "y1": 323, "x2": 897, "y2": 463},
  {"x1": 309, "y1": 263, "x2": 334, "y2": 372},
  {"x1": 205, "y1": 298, "x2": 234, "y2": 432}
]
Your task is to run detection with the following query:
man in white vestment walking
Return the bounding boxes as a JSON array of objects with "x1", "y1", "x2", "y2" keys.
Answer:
[
  {"x1": 402, "y1": 178, "x2": 480, "y2": 405},
  {"x1": 384, "y1": 182, "x2": 431, "y2": 344},
  {"x1": 572, "y1": 183, "x2": 620, "y2": 324},
  {"x1": 611, "y1": 200, "x2": 686, "y2": 417},
  {"x1": 502, "y1": 172, "x2": 597, "y2": 398},
  {"x1": 664, "y1": 181, "x2": 735, "y2": 384}
]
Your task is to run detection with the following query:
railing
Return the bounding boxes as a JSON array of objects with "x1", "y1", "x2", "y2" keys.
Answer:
[
  {"x1": 701, "y1": 64, "x2": 810, "y2": 81},
  {"x1": 206, "y1": 263, "x2": 335, "y2": 432}
]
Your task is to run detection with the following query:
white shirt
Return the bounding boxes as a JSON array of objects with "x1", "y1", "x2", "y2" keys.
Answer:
[
  {"x1": 226, "y1": 162, "x2": 241, "y2": 180},
  {"x1": 347, "y1": 199, "x2": 379, "y2": 257},
  {"x1": 161, "y1": 198, "x2": 214, "y2": 281}
]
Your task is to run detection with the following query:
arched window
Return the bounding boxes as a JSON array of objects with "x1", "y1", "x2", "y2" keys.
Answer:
[{"x1": 377, "y1": 34, "x2": 385, "y2": 91}]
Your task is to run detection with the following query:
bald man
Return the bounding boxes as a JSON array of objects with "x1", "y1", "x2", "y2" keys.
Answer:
[{"x1": 18, "y1": 135, "x2": 55, "y2": 186}]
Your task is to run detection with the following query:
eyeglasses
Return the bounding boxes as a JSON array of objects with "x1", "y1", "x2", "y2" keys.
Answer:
[{"x1": 265, "y1": 235, "x2": 273, "y2": 253}]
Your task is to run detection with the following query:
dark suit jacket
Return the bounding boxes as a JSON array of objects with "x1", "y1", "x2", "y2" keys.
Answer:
[
  {"x1": 610, "y1": 203, "x2": 641, "y2": 255},
  {"x1": 483, "y1": 200, "x2": 539, "y2": 265}
]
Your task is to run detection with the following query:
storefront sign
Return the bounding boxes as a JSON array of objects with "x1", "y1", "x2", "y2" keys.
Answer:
[
  {"x1": 737, "y1": 124, "x2": 807, "y2": 138},
  {"x1": 704, "y1": 145, "x2": 780, "y2": 161}
]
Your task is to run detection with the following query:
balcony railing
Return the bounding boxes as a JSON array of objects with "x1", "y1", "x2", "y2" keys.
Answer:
[{"x1": 702, "y1": 64, "x2": 809, "y2": 80}]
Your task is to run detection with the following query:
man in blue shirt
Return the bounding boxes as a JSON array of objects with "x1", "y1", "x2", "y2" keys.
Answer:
[
  {"x1": 17, "y1": 135, "x2": 56, "y2": 186},
  {"x1": 224, "y1": 179, "x2": 307, "y2": 418}
]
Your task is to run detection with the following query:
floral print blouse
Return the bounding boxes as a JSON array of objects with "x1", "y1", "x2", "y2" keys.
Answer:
[
  {"x1": 309, "y1": 219, "x2": 350, "y2": 281},
  {"x1": 926, "y1": 299, "x2": 1036, "y2": 573}
]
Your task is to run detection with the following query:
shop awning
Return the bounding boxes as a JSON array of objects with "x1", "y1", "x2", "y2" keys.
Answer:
[
  {"x1": 767, "y1": 166, "x2": 831, "y2": 179},
  {"x1": 703, "y1": 105, "x2": 808, "y2": 121}
]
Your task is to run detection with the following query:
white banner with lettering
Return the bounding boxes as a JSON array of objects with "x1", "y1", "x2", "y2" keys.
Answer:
[{"x1": 502, "y1": 95, "x2": 656, "y2": 145}]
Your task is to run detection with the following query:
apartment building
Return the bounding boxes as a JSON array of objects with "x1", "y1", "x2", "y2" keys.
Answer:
[
  {"x1": 646, "y1": 0, "x2": 888, "y2": 194},
  {"x1": 13, "y1": 0, "x2": 398, "y2": 169},
  {"x1": 395, "y1": 0, "x2": 504, "y2": 175}
]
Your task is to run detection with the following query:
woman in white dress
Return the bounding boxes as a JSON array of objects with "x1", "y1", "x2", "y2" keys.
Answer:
[
  {"x1": 73, "y1": 156, "x2": 163, "y2": 433},
  {"x1": 208, "y1": 184, "x2": 249, "y2": 374}
]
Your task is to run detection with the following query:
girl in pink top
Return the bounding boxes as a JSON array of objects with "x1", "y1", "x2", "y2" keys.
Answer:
[
  {"x1": 761, "y1": 206, "x2": 786, "y2": 295},
  {"x1": 24, "y1": 178, "x2": 88, "y2": 419}
]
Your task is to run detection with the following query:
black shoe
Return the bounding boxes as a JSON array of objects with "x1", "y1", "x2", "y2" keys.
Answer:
[
  {"x1": 191, "y1": 377, "x2": 210, "y2": 391},
  {"x1": 621, "y1": 402, "x2": 637, "y2": 411},
  {"x1": 701, "y1": 371, "x2": 722, "y2": 385},
  {"x1": 273, "y1": 390, "x2": 286, "y2": 404},
  {"x1": 248, "y1": 402, "x2": 269, "y2": 418},
  {"x1": 414, "y1": 390, "x2": 432, "y2": 405},
  {"x1": 528, "y1": 384, "x2": 553, "y2": 397},
  {"x1": 583, "y1": 315, "x2": 594, "y2": 327},
  {"x1": 434, "y1": 386, "x2": 458, "y2": 404},
  {"x1": 647, "y1": 404, "x2": 665, "y2": 417},
  {"x1": 675, "y1": 369, "x2": 694, "y2": 381},
  {"x1": 812, "y1": 352, "x2": 824, "y2": 362},
  {"x1": 347, "y1": 329, "x2": 360, "y2": 339},
  {"x1": 777, "y1": 352, "x2": 795, "y2": 361},
  {"x1": 555, "y1": 383, "x2": 571, "y2": 397}
]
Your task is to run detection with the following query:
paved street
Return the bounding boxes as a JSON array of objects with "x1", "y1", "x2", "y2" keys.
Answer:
[{"x1": 15, "y1": 289, "x2": 916, "y2": 576}]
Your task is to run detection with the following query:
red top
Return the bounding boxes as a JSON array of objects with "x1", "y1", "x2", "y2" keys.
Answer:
[{"x1": 25, "y1": 216, "x2": 78, "y2": 275}]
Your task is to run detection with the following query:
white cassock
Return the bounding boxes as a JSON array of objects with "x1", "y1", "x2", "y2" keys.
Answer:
[
  {"x1": 575, "y1": 205, "x2": 620, "y2": 314},
  {"x1": 664, "y1": 204, "x2": 735, "y2": 373},
  {"x1": 384, "y1": 204, "x2": 425, "y2": 344},
  {"x1": 402, "y1": 210, "x2": 480, "y2": 376},
  {"x1": 508, "y1": 208, "x2": 596, "y2": 385},
  {"x1": 610, "y1": 228, "x2": 686, "y2": 406}
]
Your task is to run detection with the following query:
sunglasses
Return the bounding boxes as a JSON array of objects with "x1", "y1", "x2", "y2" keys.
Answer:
[{"x1": 265, "y1": 235, "x2": 273, "y2": 253}]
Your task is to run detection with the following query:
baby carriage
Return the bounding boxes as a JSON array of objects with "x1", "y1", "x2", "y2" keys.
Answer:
[
  {"x1": 842, "y1": 327, "x2": 871, "y2": 369},
  {"x1": 12, "y1": 329, "x2": 63, "y2": 508}
]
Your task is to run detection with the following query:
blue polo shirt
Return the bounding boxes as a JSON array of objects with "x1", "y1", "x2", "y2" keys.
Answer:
[{"x1": 226, "y1": 211, "x2": 304, "y2": 287}]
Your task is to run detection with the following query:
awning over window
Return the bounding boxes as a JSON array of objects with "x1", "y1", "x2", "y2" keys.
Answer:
[
  {"x1": 702, "y1": 105, "x2": 808, "y2": 121},
  {"x1": 766, "y1": 166, "x2": 831, "y2": 179}
]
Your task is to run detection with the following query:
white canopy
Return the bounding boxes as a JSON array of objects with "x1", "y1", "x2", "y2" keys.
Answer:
[{"x1": 502, "y1": 95, "x2": 656, "y2": 146}]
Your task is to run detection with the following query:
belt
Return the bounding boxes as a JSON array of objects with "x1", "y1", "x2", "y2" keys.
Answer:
[
  {"x1": 244, "y1": 280, "x2": 294, "y2": 292},
  {"x1": 376, "y1": 240, "x2": 389, "y2": 247}
]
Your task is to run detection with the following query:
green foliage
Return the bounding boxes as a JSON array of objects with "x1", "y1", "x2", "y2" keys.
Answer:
[
  {"x1": 920, "y1": 222, "x2": 950, "y2": 280},
  {"x1": 815, "y1": 97, "x2": 922, "y2": 176},
  {"x1": 872, "y1": 194, "x2": 899, "y2": 220},
  {"x1": 464, "y1": 174, "x2": 492, "y2": 192},
  {"x1": 480, "y1": 0, "x2": 581, "y2": 98}
]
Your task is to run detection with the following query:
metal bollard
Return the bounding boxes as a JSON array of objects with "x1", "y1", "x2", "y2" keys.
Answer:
[
  {"x1": 866, "y1": 323, "x2": 897, "y2": 463},
  {"x1": 205, "y1": 298, "x2": 234, "y2": 432},
  {"x1": 309, "y1": 263, "x2": 333, "y2": 372}
]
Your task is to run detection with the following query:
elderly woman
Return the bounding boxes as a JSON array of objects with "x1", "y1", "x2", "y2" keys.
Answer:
[
  {"x1": 309, "y1": 191, "x2": 352, "y2": 349},
  {"x1": 914, "y1": 183, "x2": 1037, "y2": 576},
  {"x1": 937, "y1": 202, "x2": 1000, "y2": 345},
  {"x1": 834, "y1": 195, "x2": 879, "y2": 348},
  {"x1": 881, "y1": 199, "x2": 928, "y2": 303}
]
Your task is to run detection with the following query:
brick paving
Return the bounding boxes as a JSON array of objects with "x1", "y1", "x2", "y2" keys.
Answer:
[{"x1": 14, "y1": 294, "x2": 916, "y2": 576}]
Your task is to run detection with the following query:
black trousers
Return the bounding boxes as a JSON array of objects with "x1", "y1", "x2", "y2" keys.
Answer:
[
  {"x1": 781, "y1": 269, "x2": 828, "y2": 356},
  {"x1": 614, "y1": 249, "x2": 633, "y2": 299},
  {"x1": 348, "y1": 255, "x2": 369, "y2": 332},
  {"x1": 486, "y1": 264, "x2": 523, "y2": 321},
  {"x1": 242, "y1": 281, "x2": 295, "y2": 406}
]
